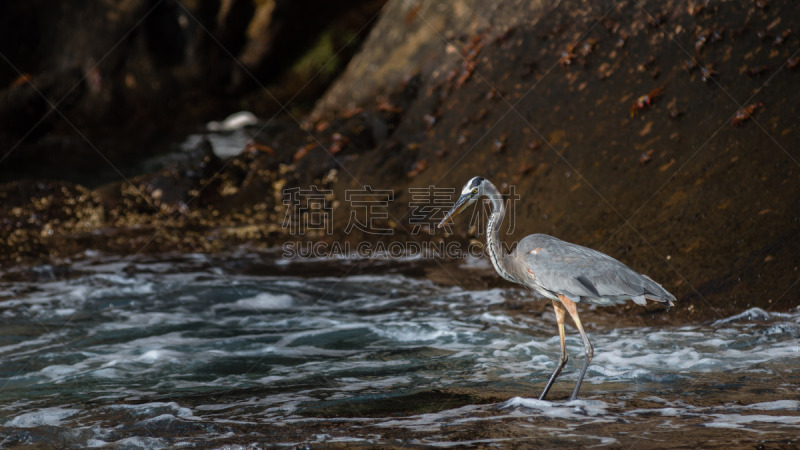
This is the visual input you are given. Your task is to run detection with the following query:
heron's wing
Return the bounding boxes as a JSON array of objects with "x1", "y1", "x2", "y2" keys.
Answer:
[{"x1": 516, "y1": 234, "x2": 675, "y2": 306}]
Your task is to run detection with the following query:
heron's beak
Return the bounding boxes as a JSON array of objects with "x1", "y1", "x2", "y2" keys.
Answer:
[{"x1": 438, "y1": 193, "x2": 471, "y2": 228}]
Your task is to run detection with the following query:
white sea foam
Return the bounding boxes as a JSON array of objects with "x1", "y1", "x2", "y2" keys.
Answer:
[
  {"x1": 3, "y1": 255, "x2": 800, "y2": 447},
  {"x1": 38, "y1": 364, "x2": 80, "y2": 381},
  {"x1": 705, "y1": 413, "x2": 800, "y2": 428},
  {"x1": 502, "y1": 397, "x2": 611, "y2": 420},
  {"x1": 479, "y1": 312, "x2": 517, "y2": 326},
  {"x1": 223, "y1": 293, "x2": 295, "y2": 310},
  {"x1": 464, "y1": 288, "x2": 509, "y2": 306},
  {"x1": 712, "y1": 307, "x2": 772, "y2": 325},
  {"x1": 6, "y1": 408, "x2": 79, "y2": 427},
  {"x1": 744, "y1": 400, "x2": 800, "y2": 411},
  {"x1": 105, "y1": 401, "x2": 198, "y2": 419},
  {"x1": 106, "y1": 437, "x2": 167, "y2": 448},
  {"x1": 373, "y1": 320, "x2": 460, "y2": 343}
]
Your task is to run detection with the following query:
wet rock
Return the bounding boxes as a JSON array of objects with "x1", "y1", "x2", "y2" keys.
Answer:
[
  {"x1": 0, "y1": 180, "x2": 103, "y2": 265},
  {"x1": 143, "y1": 138, "x2": 224, "y2": 210}
]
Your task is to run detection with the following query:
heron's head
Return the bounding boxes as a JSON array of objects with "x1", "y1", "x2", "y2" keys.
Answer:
[{"x1": 437, "y1": 176, "x2": 486, "y2": 228}]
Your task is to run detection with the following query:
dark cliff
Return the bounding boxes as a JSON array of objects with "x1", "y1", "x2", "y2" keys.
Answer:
[{"x1": 1, "y1": 0, "x2": 798, "y2": 322}]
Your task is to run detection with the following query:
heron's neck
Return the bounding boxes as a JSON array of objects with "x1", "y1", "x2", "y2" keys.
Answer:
[{"x1": 484, "y1": 182, "x2": 516, "y2": 283}]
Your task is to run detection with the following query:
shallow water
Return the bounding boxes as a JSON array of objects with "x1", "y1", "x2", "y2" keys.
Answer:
[{"x1": 1, "y1": 253, "x2": 798, "y2": 448}]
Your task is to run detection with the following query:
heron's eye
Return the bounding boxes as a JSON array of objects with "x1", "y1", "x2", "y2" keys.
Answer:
[{"x1": 472, "y1": 188, "x2": 478, "y2": 194}]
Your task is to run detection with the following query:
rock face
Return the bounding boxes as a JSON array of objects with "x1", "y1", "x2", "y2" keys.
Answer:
[
  {"x1": 314, "y1": 0, "x2": 800, "y2": 320},
  {"x1": 1, "y1": 0, "x2": 799, "y2": 321}
]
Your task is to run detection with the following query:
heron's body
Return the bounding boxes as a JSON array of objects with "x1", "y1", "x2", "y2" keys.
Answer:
[
  {"x1": 439, "y1": 177, "x2": 675, "y2": 400},
  {"x1": 511, "y1": 234, "x2": 673, "y2": 307}
]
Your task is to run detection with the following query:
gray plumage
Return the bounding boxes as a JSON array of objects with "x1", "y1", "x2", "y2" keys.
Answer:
[
  {"x1": 512, "y1": 234, "x2": 675, "y2": 307},
  {"x1": 438, "y1": 177, "x2": 676, "y2": 401}
]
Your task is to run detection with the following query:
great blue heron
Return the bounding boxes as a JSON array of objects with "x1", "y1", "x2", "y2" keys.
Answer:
[{"x1": 438, "y1": 177, "x2": 675, "y2": 401}]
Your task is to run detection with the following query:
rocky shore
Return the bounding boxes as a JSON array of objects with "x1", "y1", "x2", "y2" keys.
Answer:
[{"x1": 2, "y1": 0, "x2": 798, "y2": 322}]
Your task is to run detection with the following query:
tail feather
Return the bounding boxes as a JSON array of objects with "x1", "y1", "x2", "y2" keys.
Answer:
[{"x1": 641, "y1": 274, "x2": 676, "y2": 307}]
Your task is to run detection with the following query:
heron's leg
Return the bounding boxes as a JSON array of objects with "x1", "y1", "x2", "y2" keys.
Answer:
[
  {"x1": 538, "y1": 300, "x2": 568, "y2": 400},
  {"x1": 558, "y1": 294, "x2": 594, "y2": 401}
]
